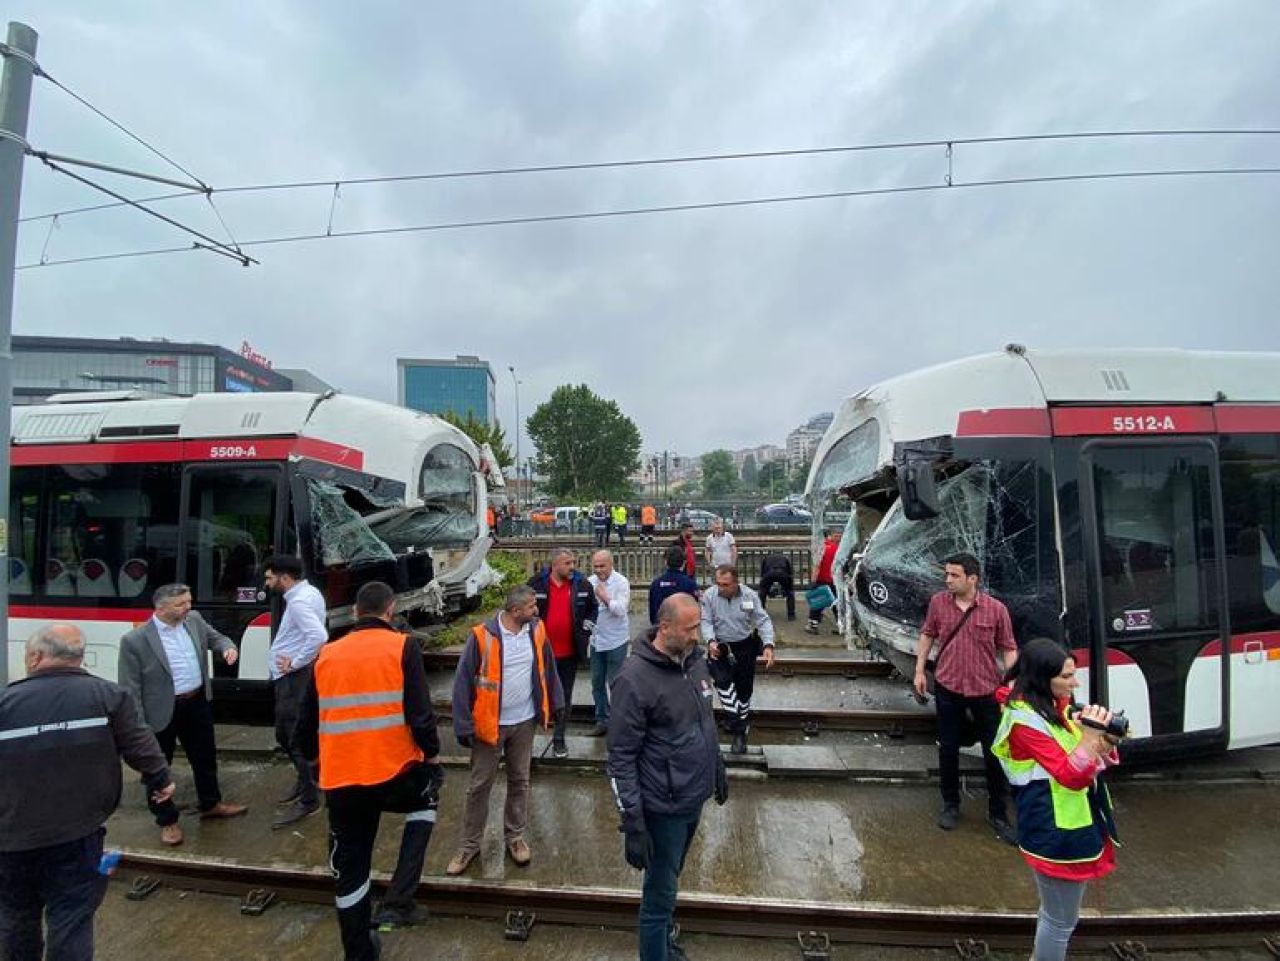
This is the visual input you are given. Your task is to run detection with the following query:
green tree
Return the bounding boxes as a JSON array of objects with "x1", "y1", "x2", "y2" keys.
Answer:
[
  {"x1": 790, "y1": 457, "x2": 814, "y2": 493},
  {"x1": 526, "y1": 384, "x2": 642, "y2": 501},
  {"x1": 740, "y1": 453, "x2": 758, "y2": 490},
  {"x1": 439, "y1": 411, "x2": 514, "y2": 469},
  {"x1": 757, "y1": 460, "x2": 788, "y2": 497},
  {"x1": 701, "y1": 449, "x2": 739, "y2": 499}
]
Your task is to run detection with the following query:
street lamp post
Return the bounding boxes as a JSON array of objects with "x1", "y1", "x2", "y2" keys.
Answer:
[{"x1": 508, "y1": 366, "x2": 520, "y2": 510}]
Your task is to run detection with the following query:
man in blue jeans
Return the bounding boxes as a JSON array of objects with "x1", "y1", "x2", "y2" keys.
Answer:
[
  {"x1": 586, "y1": 549, "x2": 631, "y2": 736},
  {"x1": 607, "y1": 594, "x2": 728, "y2": 961}
]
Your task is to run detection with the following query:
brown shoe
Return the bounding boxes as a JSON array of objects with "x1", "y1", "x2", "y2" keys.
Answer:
[
  {"x1": 199, "y1": 801, "x2": 249, "y2": 820},
  {"x1": 507, "y1": 838, "x2": 532, "y2": 866},
  {"x1": 445, "y1": 850, "x2": 478, "y2": 877},
  {"x1": 160, "y1": 823, "x2": 184, "y2": 846}
]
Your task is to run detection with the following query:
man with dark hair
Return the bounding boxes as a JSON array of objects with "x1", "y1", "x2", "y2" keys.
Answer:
[
  {"x1": 264, "y1": 554, "x2": 328, "y2": 828},
  {"x1": 913, "y1": 552, "x2": 1019, "y2": 843},
  {"x1": 118, "y1": 583, "x2": 248, "y2": 845},
  {"x1": 805, "y1": 529, "x2": 841, "y2": 634},
  {"x1": 446, "y1": 585, "x2": 564, "y2": 875},
  {"x1": 758, "y1": 552, "x2": 796, "y2": 621},
  {"x1": 608, "y1": 595, "x2": 728, "y2": 961},
  {"x1": 528, "y1": 548, "x2": 598, "y2": 758},
  {"x1": 648, "y1": 546, "x2": 699, "y2": 625},
  {"x1": 701, "y1": 565, "x2": 775, "y2": 754},
  {"x1": 1, "y1": 625, "x2": 174, "y2": 961},
  {"x1": 296, "y1": 580, "x2": 444, "y2": 958},
  {"x1": 669, "y1": 523, "x2": 697, "y2": 580}
]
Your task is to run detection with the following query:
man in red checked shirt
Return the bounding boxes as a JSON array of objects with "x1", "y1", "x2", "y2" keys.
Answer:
[
  {"x1": 528, "y1": 549, "x2": 599, "y2": 758},
  {"x1": 913, "y1": 552, "x2": 1019, "y2": 844}
]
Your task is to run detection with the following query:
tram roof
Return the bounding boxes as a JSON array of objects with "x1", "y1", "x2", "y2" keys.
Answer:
[
  {"x1": 807, "y1": 346, "x2": 1280, "y2": 494},
  {"x1": 10, "y1": 391, "x2": 479, "y2": 492}
]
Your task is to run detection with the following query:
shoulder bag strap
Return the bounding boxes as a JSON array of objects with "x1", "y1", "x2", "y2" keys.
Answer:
[{"x1": 933, "y1": 598, "x2": 979, "y2": 665}]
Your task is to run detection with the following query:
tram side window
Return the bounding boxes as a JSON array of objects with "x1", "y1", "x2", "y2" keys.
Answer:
[
  {"x1": 185, "y1": 468, "x2": 279, "y2": 604},
  {"x1": 40, "y1": 463, "x2": 181, "y2": 602},
  {"x1": 8, "y1": 468, "x2": 41, "y2": 596},
  {"x1": 1092, "y1": 448, "x2": 1218, "y2": 635},
  {"x1": 1220, "y1": 435, "x2": 1280, "y2": 633}
]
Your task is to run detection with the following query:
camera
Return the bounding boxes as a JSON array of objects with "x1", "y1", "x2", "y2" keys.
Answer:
[{"x1": 1075, "y1": 707, "x2": 1129, "y2": 739}]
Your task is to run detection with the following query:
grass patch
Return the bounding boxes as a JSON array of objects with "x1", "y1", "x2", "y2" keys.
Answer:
[{"x1": 421, "y1": 550, "x2": 529, "y2": 649}]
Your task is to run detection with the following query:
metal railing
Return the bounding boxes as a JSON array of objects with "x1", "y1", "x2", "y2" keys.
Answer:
[{"x1": 511, "y1": 544, "x2": 813, "y2": 586}]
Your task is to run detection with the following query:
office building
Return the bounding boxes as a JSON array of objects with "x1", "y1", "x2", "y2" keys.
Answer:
[{"x1": 396, "y1": 355, "x2": 496, "y2": 425}]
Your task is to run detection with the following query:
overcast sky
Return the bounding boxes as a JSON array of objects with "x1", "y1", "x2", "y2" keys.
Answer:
[{"x1": 8, "y1": 2, "x2": 1280, "y2": 460}]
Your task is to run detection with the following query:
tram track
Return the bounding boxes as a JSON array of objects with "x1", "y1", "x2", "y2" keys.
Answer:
[{"x1": 114, "y1": 850, "x2": 1280, "y2": 952}]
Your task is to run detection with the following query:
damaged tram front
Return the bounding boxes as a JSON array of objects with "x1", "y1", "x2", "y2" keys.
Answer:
[
  {"x1": 808, "y1": 346, "x2": 1280, "y2": 760},
  {"x1": 6, "y1": 390, "x2": 500, "y2": 716}
]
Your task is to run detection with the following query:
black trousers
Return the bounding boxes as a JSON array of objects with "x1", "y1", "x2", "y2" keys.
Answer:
[
  {"x1": 148, "y1": 691, "x2": 221, "y2": 825},
  {"x1": 328, "y1": 763, "x2": 441, "y2": 961},
  {"x1": 0, "y1": 829, "x2": 106, "y2": 961},
  {"x1": 934, "y1": 683, "x2": 1009, "y2": 818},
  {"x1": 553, "y1": 656, "x2": 578, "y2": 745},
  {"x1": 759, "y1": 574, "x2": 795, "y2": 619},
  {"x1": 275, "y1": 666, "x2": 319, "y2": 805},
  {"x1": 707, "y1": 637, "x2": 759, "y2": 734}
]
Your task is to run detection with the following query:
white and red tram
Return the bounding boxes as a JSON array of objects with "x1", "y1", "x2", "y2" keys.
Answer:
[
  {"x1": 6, "y1": 390, "x2": 499, "y2": 716},
  {"x1": 807, "y1": 346, "x2": 1280, "y2": 759}
]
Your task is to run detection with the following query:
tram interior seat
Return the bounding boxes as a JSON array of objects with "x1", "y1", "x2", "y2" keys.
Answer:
[
  {"x1": 118, "y1": 558, "x2": 149, "y2": 599},
  {"x1": 8, "y1": 558, "x2": 31, "y2": 595},
  {"x1": 76, "y1": 559, "x2": 117, "y2": 597},
  {"x1": 45, "y1": 559, "x2": 76, "y2": 596}
]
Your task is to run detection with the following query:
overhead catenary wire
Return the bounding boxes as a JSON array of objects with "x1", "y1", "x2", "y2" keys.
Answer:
[
  {"x1": 18, "y1": 127, "x2": 1280, "y2": 225},
  {"x1": 17, "y1": 163, "x2": 1280, "y2": 271}
]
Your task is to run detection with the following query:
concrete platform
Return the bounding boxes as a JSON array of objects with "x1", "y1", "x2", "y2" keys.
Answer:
[{"x1": 106, "y1": 756, "x2": 1280, "y2": 915}]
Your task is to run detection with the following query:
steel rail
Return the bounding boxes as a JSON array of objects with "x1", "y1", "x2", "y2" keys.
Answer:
[
  {"x1": 115, "y1": 850, "x2": 1280, "y2": 950},
  {"x1": 422, "y1": 649, "x2": 893, "y2": 678}
]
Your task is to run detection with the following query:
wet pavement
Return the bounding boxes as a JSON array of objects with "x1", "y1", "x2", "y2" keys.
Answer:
[
  {"x1": 92, "y1": 885, "x2": 1268, "y2": 961},
  {"x1": 106, "y1": 755, "x2": 1280, "y2": 915}
]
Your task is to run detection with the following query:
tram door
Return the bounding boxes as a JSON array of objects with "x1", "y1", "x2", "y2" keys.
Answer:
[
  {"x1": 1081, "y1": 440, "x2": 1230, "y2": 754},
  {"x1": 178, "y1": 464, "x2": 286, "y2": 692}
]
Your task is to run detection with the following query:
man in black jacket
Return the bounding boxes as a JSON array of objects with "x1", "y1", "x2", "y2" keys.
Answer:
[
  {"x1": 607, "y1": 594, "x2": 728, "y2": 961},
  {"x1": 528, "y1": 548, "x2": 598, "y2": 758},
  {"x1": 0, "y1": 624, "x2": 174, "y2": 961}
]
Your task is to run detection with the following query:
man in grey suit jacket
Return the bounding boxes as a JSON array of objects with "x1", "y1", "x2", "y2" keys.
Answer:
[{"x1": 118, "y1": 583, "x2": 249, "y2": 845}]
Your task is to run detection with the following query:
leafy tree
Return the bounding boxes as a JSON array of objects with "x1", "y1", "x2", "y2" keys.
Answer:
[
  {"x1": 526, "y1": 384, "x2": 642, "y2": 501},
  {"x1": 701, "y1": 449, "x2": 739, "y2": 499},
  {"x1": 740, "y1": 453, "x2": 758, "y2": 489},
  {"x1": 439, "y1": 411, "x2": 514, "y2": 469},
  {"x1": 757, "y1": 460, "x2": 788, "y2": 497},
  {"x1": 790, "y1": 457, "x2": 814, "y2": 493}
]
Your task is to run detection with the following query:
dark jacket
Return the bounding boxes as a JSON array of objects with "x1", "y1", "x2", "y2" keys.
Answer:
[
  {"x1": 648, "y1": 568, "x2": 699, "y2": 625},
  {"x1": 527, "y1": 568, "x2": 600, "y2": 661},
  {"x1": 0, "y1": 667, "x2": 170, "y2": 852},
  {"x1": 759, "y1": 553, "x2": 794, "y2": 580},
  {"x1": 294, "y1": 616, "x2": 441, "y2": 765},
  {"x1": 451, "y1": 613, "x2": 565, "y2": 741},
  {"x1": 606, "y1": 630, "x2": 724, "y2": 832}
]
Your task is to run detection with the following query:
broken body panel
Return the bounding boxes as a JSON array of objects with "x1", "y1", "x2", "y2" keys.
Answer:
[{"x1": 807, "y1": 347, "x2": 1280, "y2": 759}]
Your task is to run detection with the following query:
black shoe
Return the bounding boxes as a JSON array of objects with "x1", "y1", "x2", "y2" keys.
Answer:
[
  {"x1": 586, "y1": 723, "x2": 608, "y2": 737},
  {"x1": 552, "y1": 740, "x2": 568, "y2": 759},
  {"x1": 271, "y1": 799, "x2": 320, "y2": 830},
  {"x1": 937, "y1": 806, "x2": 959, "y2": 831},
  {"x1": 276, "y1": 783, "x2": 303, "y2": 806},
  {"x1": 373, "y1": 902, "x2": 429, "y2": 929},
  {"x1": 988, "y1": 816, "x2": 1018, "y2": 847},
  {"x1": 731, "y1": 731, "x2": 747, "y2": 755}
]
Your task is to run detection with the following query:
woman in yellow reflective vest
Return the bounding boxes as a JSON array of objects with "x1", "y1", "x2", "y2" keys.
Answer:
[{"x1": 991, "y1": 638, "x2": 1121, "y2": 961}]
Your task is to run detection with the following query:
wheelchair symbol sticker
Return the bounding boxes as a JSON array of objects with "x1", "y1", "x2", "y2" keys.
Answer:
[{"x1": 868, "y1": 581, "x2": 889, "y2": 604}]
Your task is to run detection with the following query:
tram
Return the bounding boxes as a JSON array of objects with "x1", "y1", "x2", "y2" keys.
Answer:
[
  {"x1": 6, "y1": 389, "x2": 500, "y2": 714},
  {"x1": 806, "y1": 346, "x2": 1280, "y2": 759}
]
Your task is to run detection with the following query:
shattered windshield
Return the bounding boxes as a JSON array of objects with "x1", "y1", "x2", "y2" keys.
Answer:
[
  {"x1": 372, "y1": 508, "x2": 478, "y2": 550},
  {"x1": 307, "y1": 480, "x2": 396, "y2": 567},
  {"x1": 812, "y1": 419, "x2": 880, "y2": 493},
  {"x1": 420, "y1": 444, "x2": 475, "y2": 513}
]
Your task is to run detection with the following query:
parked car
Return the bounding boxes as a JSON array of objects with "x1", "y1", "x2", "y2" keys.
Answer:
[
  {"x1": 554, "y1": 506, "x2": 588, "y2": 531},
  {"x1": 756, "y1": 503, "x2": 813, "y2": 526},
  {"x1": 677, "y1": 508, "x2": 723, "y2": 531}
]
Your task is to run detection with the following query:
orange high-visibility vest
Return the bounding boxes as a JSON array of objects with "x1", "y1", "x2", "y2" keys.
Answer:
[
  {"x1": 486, "y1": 506, "x2": 496, "y2": 529},
  {"x1": 469, "y1": 620, "x2": 552, "y2": 746},
  {"x1": 641, "y1": 505, "x2": 657, "y2": 526},
  {"x1": 314, "y1": 625, "x2": 424, "y2": 790}
]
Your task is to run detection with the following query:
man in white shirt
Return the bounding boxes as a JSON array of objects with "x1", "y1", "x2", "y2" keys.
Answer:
[
  {"x1": 118, "y1": 584, "x2": 248, "y2": 846},
  {"x1": 264, "y1": 555, "x2": 329, "y2": 828},
  {"x1": 587, "y1": 550, "x2": 631, "y2": 736},
  {"x1": 704, "y1": 519, "x2": 737, "y2": 570}
]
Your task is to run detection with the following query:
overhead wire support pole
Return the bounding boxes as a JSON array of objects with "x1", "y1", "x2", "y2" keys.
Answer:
[
  {"x1": 0, "y1": 21, "x2": 39, "y2": 683},
  {"x1": 38, "y1": 156, "x2": 256, "y2": 266}
]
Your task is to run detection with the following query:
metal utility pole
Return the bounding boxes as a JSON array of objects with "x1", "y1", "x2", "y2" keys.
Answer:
[
  {"x1": 507, "y1": 366, "x2": 520, "y2": 509},
  {"x1": 0, "y1": 22, "x2": 38, "y2": 685}
]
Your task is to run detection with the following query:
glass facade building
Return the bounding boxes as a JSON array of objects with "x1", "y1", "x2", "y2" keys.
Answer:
[
  {"x1": 12, "y1": 336, "x2": 293, "y2": 404},
  {"x1": 397, "y1": 355, "x2": 496, "y2": 426}
]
